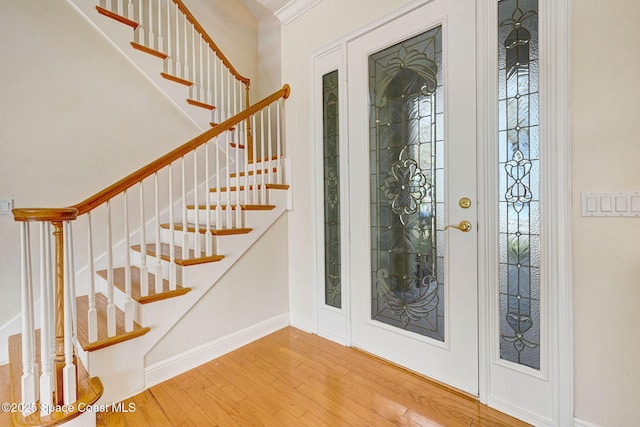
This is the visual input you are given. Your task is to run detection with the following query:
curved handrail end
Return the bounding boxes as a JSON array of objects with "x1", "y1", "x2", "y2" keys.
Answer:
[
  {"x1": 283, "y1": 84, "x2": 291, "y2": 99},
  {"x1": 13, "y1": 208, "x2": 79, "y2": 222}
]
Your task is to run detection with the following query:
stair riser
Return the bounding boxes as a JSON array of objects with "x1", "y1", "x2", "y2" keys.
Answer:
[
  {"x1": 226, "y1": 172, "x2": 282, "y2": 188},
  {"x1": 186, "y1": 208, "x2": 249, "y2": 228},
  {"x1": 129, "y1": 250, "x2": 185, "y2": 279}
]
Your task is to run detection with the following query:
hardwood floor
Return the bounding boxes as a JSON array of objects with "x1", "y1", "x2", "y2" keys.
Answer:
[{"x1": 97, "y1": 327, "x2": 529, "y2": 426}]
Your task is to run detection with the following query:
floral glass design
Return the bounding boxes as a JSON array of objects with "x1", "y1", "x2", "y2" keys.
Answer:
[
  {"x1": 323, "y1": 71, "x2": 341, "y2": 308},
  {"x1": 369, "y1": 26, "x2": 445, "y2": 340},
  {"x1": 498, "y1": 0, "x2": 540, "y2": 369}
]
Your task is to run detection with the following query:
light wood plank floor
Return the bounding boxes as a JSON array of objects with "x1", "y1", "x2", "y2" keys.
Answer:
[{"x1": 97, "y1": 327, "x2": 530, "y2": 426}]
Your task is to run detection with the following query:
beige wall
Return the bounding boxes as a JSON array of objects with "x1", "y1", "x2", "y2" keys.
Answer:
[
  {"x1": 572, "y1": 1, "x2": 640, "y2": 425},
  {"x1": 282, "y1": 0, "x2": 411, "y2": 330}
]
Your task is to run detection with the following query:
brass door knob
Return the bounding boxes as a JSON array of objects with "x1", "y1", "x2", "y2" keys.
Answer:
[{"x1": 444, "y1": 220, "x2": 472, "y2": 232}]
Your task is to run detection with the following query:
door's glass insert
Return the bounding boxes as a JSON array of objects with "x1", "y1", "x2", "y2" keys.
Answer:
[
  {"x1": 369, "y1": 26, "x2": 444, "y2": 341},
  {"x1": 323, "y1": 70, "x2": 342, "y2": 308},
  {"x1": 498, "y1": 0, "x2": 540, "y2": 369}
]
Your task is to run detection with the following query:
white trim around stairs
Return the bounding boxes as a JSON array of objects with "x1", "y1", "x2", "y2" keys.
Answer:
[{"x1": 144, "y1": 313, "x2": 289, "y2": 388}]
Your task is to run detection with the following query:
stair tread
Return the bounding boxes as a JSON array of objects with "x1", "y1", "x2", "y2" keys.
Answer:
[
  {"x1": 186, "y1": 204, "x2": 276, "y2": 211},
  {"x1": 187, "y1": 98, "x2": 215, "y2": 110},
  {"x1": 96, "y1": 6, "x2": 138, "y2": 29},
  {"x1": 161, "y1": 223, "x2": 252, "y2": 236},
  {"x1": 210, "y1": 183, "x2": 290, "y2": 192},
  {"x1": 131, "y1": 242, "x2": 224, "y2": 266},
  {"x1": 0, "y1": 364, "x2": 10, "y2": 427},
  {"x1": 160, "y1": 72, "x2": 193, "y2": 87},
  {"x1": 131, "y1": 41, "x2": 168, "y2": 60},
  {"x1": 96, "y1": 267, "x2": 191, "y2": 305},
  {"x1": 76, "y1": 294, "x2": 151, "y2": 352},
  {"x1": 7, "y1": 332, "x2": 103, "y2": 426}
]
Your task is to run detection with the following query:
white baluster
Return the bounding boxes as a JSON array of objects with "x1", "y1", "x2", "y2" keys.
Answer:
[
  {"x1": 205, "y1": 142, "x2": 213, "y2": 256},
  {"x1": 260, "y1": 109, "x2": 266, "y2": 203},
  {"x1": 193, "y1": 149, "x2": 201, "y2": 255},
  {"x1": 165, "y1": 0, "x2": 172, "y2": 74},
  {"x1": 181, "y1": 157, "x2": 188, "y2": 261},
  {"x1": 155, "y1": 172, "x2": 163, "y2": 294},
  {"x1": 39, "y1": 223, "x2": 53, "y2": 415},
  {"x1": 243, "y1": 119, "x2": 250, "y2": 206},
  {"x1": 213, "y1": 54, "x2": 219, "y2": 123},
  {"x1": 277, "y1": 98, "x2": 283, "y2": 184},
  {"x1": 206, "y1": 47, "x2": 212, "y2": 107},
  {"x1": 124, "y1": 191, "x2": 134, "y2": 332},
  {"x1": 268, "y1": 104, "x2": 273, "y2": 186},
  {"x1": 174, "y1": 3, "x2": 182, "y2": 77},
  {"x1": 106, "y1": 202, "x2": 116, "y2": 338},
  {"x1": 215, "y1": 135, "x2": 222, "y2": 229},
  {"x1": 225, "y1": 130, "x2": 232, "y2": 228},
  {"x1": 192, "y1": 23, "x2": 198, "y2": 97},
  {"x1": 183, "y1": 12, "x2": 189, "y2": 81},
  {"x1": 199, "y1": 35, "x2": 205, "y2": 102},
  {"x1": 127, "y1": 0, "x2": 133, "y2": 20},
  {"x1": 87, "y1": 213, "x2": 98, "y2": 343},
  {"x1": 235, "y1": 127, "x2": 242, "y2": 228},
  {"x1": 157, "y1": 0, "x2": 163, "y2": 53},
  {"x1": 116, "y1": 0, "x2": 123, "y2": 16},
  {"x1": 251, "y1": 113, "x2": 258, "y2": 204},
  {"x1": 148, "y1": 0, "x2": 155, "y2": 50},
  {"x1": 135, "y1": 0, "x2": 143, "y2": 45},
  {"x1": 139, "y1": 182, "x2": 149, "y2": 297},
  {"x1": 62, "y1": 221, "x2": 77, "y2": 405},
  {"x1": 169, "y1": 163, "x2": 177, "y2": 290},
  {"x1": 226, "y1": 69, "x2": 231, "y2": 122},
  {"x1": 20, "y1": 222, "x2": 36, "y2": 415},
  {"x1": 67, "y1": 222, "x2": 77, "y2": 342}
]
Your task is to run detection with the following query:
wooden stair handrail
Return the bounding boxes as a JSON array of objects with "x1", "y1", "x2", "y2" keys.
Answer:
[
  {"x1": 172, "y1": 0, "x2": 250, "y2": 85},
  {"x1": 12, "y1": 84, "x2": 290, "y2": 222}
]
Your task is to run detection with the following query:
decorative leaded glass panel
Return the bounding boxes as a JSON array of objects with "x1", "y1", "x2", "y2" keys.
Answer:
[
  {"x1": 498, "y1": 0, "x2": 540, "y2": 369},
  {"x1": 323, "y1": 70, "x2": 341, "y2": 308},
  {"x1": 369, "y1": 26, "x2": 444, "y2": 341}
]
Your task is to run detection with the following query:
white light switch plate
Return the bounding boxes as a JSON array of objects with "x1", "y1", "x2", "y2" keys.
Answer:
[
  {"x1": 582, "y1": 192, "x2": 640, "y2": 217},
  {"x1": 0, "y1": 199, "x2": 13, "y2": 215}
]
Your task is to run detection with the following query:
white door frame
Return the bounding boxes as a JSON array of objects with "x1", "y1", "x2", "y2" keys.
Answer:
[{"x1": 311, "y1": 0, "x2": 572, "y2": 425}]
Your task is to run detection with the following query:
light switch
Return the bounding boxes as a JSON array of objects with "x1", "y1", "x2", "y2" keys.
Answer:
[
  {"x1": 0, "y1": 199, "x2": 13, "y2": 215},
  {"x1": 582, "y1": 192, "x2": 640, "y2": 217}
]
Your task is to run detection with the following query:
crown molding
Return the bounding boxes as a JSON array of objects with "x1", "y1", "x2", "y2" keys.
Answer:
[{"x1": 274, "y1": 0, "x2": 322, "y2": 24}]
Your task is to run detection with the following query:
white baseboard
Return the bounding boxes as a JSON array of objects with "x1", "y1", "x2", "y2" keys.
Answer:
[
  {"x1": 289, "y1": 312, "x2": 314, "y2": 333},
  {"x1": 574, "y1": 418, "x2": 603, "y2": 427},
  {"x1": 144, "y1": 313, "x2": 290, "y2": 388},
  {"x1": 488, "y1": 397, "x2": 552, "y2": 427}
]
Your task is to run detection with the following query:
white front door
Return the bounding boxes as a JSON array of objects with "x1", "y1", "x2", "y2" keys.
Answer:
[{"x1": 347, "y1": 0, "x2": 479, "y2": 395}]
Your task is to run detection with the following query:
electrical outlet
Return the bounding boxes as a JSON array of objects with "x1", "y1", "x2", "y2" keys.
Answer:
[{"x1": 0, "y1": 199, "x2": 13, "y2": 215}]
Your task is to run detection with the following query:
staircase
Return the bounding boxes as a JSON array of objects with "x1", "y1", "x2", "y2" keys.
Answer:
[{"x1": 1, "y1": 1, "x2": 290, "y2": 425}]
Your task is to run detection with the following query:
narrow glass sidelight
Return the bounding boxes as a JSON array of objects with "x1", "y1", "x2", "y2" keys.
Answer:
[
  {"x1": 498, "y1": 0, "x2": 540, "y2": 369},
  {"x1": 368, "y1": 26, "x2": 445, "y2": 341},
  {"x1": 323, "y1": 71, "x2": 342, "y2": 308}
]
